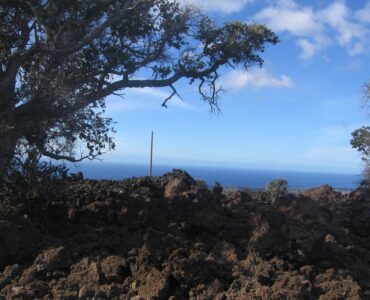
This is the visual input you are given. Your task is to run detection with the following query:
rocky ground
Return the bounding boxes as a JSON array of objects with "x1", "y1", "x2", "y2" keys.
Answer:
[{"x1": 0, "y1": 169, "x2": 370, "y2": 299}]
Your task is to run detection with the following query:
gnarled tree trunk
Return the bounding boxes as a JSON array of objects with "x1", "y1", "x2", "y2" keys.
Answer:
[
  {"x1": 0, "y1": 76, "x2": 18, "y2": 179},
  {"x1": 0, "y1": 126, "x2": 19, "y2": 179}
]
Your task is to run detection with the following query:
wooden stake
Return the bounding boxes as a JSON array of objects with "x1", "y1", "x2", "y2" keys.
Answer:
[{"x1": 149, "y1": 131, "x2": 153, "y2": 177}]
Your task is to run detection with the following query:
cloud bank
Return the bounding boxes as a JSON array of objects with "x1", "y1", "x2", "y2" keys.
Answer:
[
  {"x1": 222, "y1": 68, "x2": 294, "y2": 90},
  {"x1": 254, "y1": 0, "x2": 370, "y2": 59}
]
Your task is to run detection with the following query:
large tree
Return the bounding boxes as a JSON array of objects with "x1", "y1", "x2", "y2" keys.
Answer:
[
  {"x1": 0, "y1": 0, "x2": 278, "y2": 178},
  {"x1": 351, "y1": 81, "x2": 370, "y2": 183}
]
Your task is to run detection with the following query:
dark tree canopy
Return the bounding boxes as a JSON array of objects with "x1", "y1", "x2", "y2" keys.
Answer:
[{"x1": 0, "y1": 0, "x2": 278, "y2": 178}]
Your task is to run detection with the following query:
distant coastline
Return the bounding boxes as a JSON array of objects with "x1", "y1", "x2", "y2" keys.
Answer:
[{"x1": 68, "y1": 162, "x2": 362, "y2": 191}]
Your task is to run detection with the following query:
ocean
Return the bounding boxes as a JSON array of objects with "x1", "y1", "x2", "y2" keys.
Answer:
[{"x1": 69, "y1": 163, "x2": 362, "y2": 191}]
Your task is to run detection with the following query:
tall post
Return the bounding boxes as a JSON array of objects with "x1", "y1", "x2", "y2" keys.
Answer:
[{"x1": 149, "y1": 131, "x2": 154, "y2": 177}]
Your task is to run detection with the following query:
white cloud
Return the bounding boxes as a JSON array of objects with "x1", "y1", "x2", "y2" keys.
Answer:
[
  {"x1": 253, "y1": 0, "x2": 370, "y2": 59},
  {"x1": 129, "y1": 87, "x2": 194, "y2": 109},
  {"x1": 105, "y1": 87, "x2": 194, "y2": 114},
  {"x1": 303, "y1": 145, "x2": 358, "y2": 167},
  {"x1": 319, "y1": 2, "x2": 367, "y2": 55},
  {"x1": 181, "y1": 0, "x2": 253, "y2": 14},
  {"x1": 254, "y1": 2, "x2": 322, "y2": 36},
  {"x1": 222, "y1": 68, "x2": 294, "y2": 90},
  {"x1": 296, "y1": 39, "x2": 322, "y2": 60},
  {"x1": 316, "y1": 125, "x2": 351, "y2": 144},
  {"x1": 129, "y1": 87, "x2": 169, "y2": 99},
  {"x1": 355, "y1": 1, "x2": 370, "y2": 23},
  {"x1": 302, "y1": 124, "x2": 362, "y2": 172}
]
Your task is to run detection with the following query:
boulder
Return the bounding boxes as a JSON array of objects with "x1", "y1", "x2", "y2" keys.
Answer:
[
  {"x1": 0, "y1": 219, "x2": 41, "y2": 269},
  {"x1": 162, "y1": 170, "x2": 196, "y2": 198}
]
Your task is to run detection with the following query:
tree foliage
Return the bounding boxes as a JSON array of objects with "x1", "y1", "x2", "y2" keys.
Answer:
[
  {"x1": 265, "y1": 178, "x2": 288, "y2": 199},
  {"x1": 0, "y1": 0, "x2": 279, "y2": 178},
  {"x1": 351, "y1": 81, "x2": 370, "y2": 183},
  {"x1": 351, "y1": 126, "x2": 370, "y2": 160}
]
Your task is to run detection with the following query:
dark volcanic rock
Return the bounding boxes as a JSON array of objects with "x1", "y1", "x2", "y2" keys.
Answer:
[
  {"x1": 162, "y1": 169, "x2": 197, "y2": 199},
  {"x1": 249, "y1": 195, "x2": 331, "y2": 260},
  {"x1": 302, "y1": 184, "x2": 344, "y2": 204},
  {"x1": 0, "y1": 171, "x2": 369, "y2": 299},
  {"x1": 0, "y1": 218, "x2": 44, "y2": 269}
]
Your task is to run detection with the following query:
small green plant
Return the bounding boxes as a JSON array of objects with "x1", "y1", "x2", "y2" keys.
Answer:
[{"x1": 265, "y1": 178, "x2": 288, "y2": 199}]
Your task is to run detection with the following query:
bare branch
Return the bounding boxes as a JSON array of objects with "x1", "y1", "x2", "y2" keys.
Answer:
[
  {"x1": 198, "y1": 71, "x2": 222, "y2": 112},
  {"x1": 39, "y1": 149, "x2": 92, "y2": 163},
  {"x1": 162, "y1": 85, "x2": 183, "y2": 108}
]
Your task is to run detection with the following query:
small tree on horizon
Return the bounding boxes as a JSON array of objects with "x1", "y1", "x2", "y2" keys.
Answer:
[
  {"x1": 0, "y1": 0, "x2": 279, "y2": 179},
  {"x1": 265, "y1": 178, "x2": 288, "y2": 199}
]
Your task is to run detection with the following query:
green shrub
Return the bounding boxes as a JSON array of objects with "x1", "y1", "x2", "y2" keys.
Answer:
[{"x1": 265, "y1": 178, "x2": 288, "y2": 199}]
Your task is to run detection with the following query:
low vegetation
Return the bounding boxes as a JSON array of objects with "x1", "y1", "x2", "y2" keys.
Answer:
[{"x1": 265, "y1": 178, "x2": 288, "y2": 199}]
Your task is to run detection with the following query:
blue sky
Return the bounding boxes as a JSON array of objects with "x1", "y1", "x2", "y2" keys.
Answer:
[{"x1": 99, "y1": 0, "x2": 370, "y2": 174}]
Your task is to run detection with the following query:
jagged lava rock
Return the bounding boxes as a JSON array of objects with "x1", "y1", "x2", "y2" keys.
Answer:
[{"x1": 0, "y1": 171, "x2": 369, "y2": 299}]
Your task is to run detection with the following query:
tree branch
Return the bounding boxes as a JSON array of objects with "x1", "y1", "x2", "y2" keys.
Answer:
[
  {"x1": 162, "y1": 85, "x2": 183, "y2": 108},
  {"x1": 39, "y1": 149, "x2": 92, "y2": 163}
]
